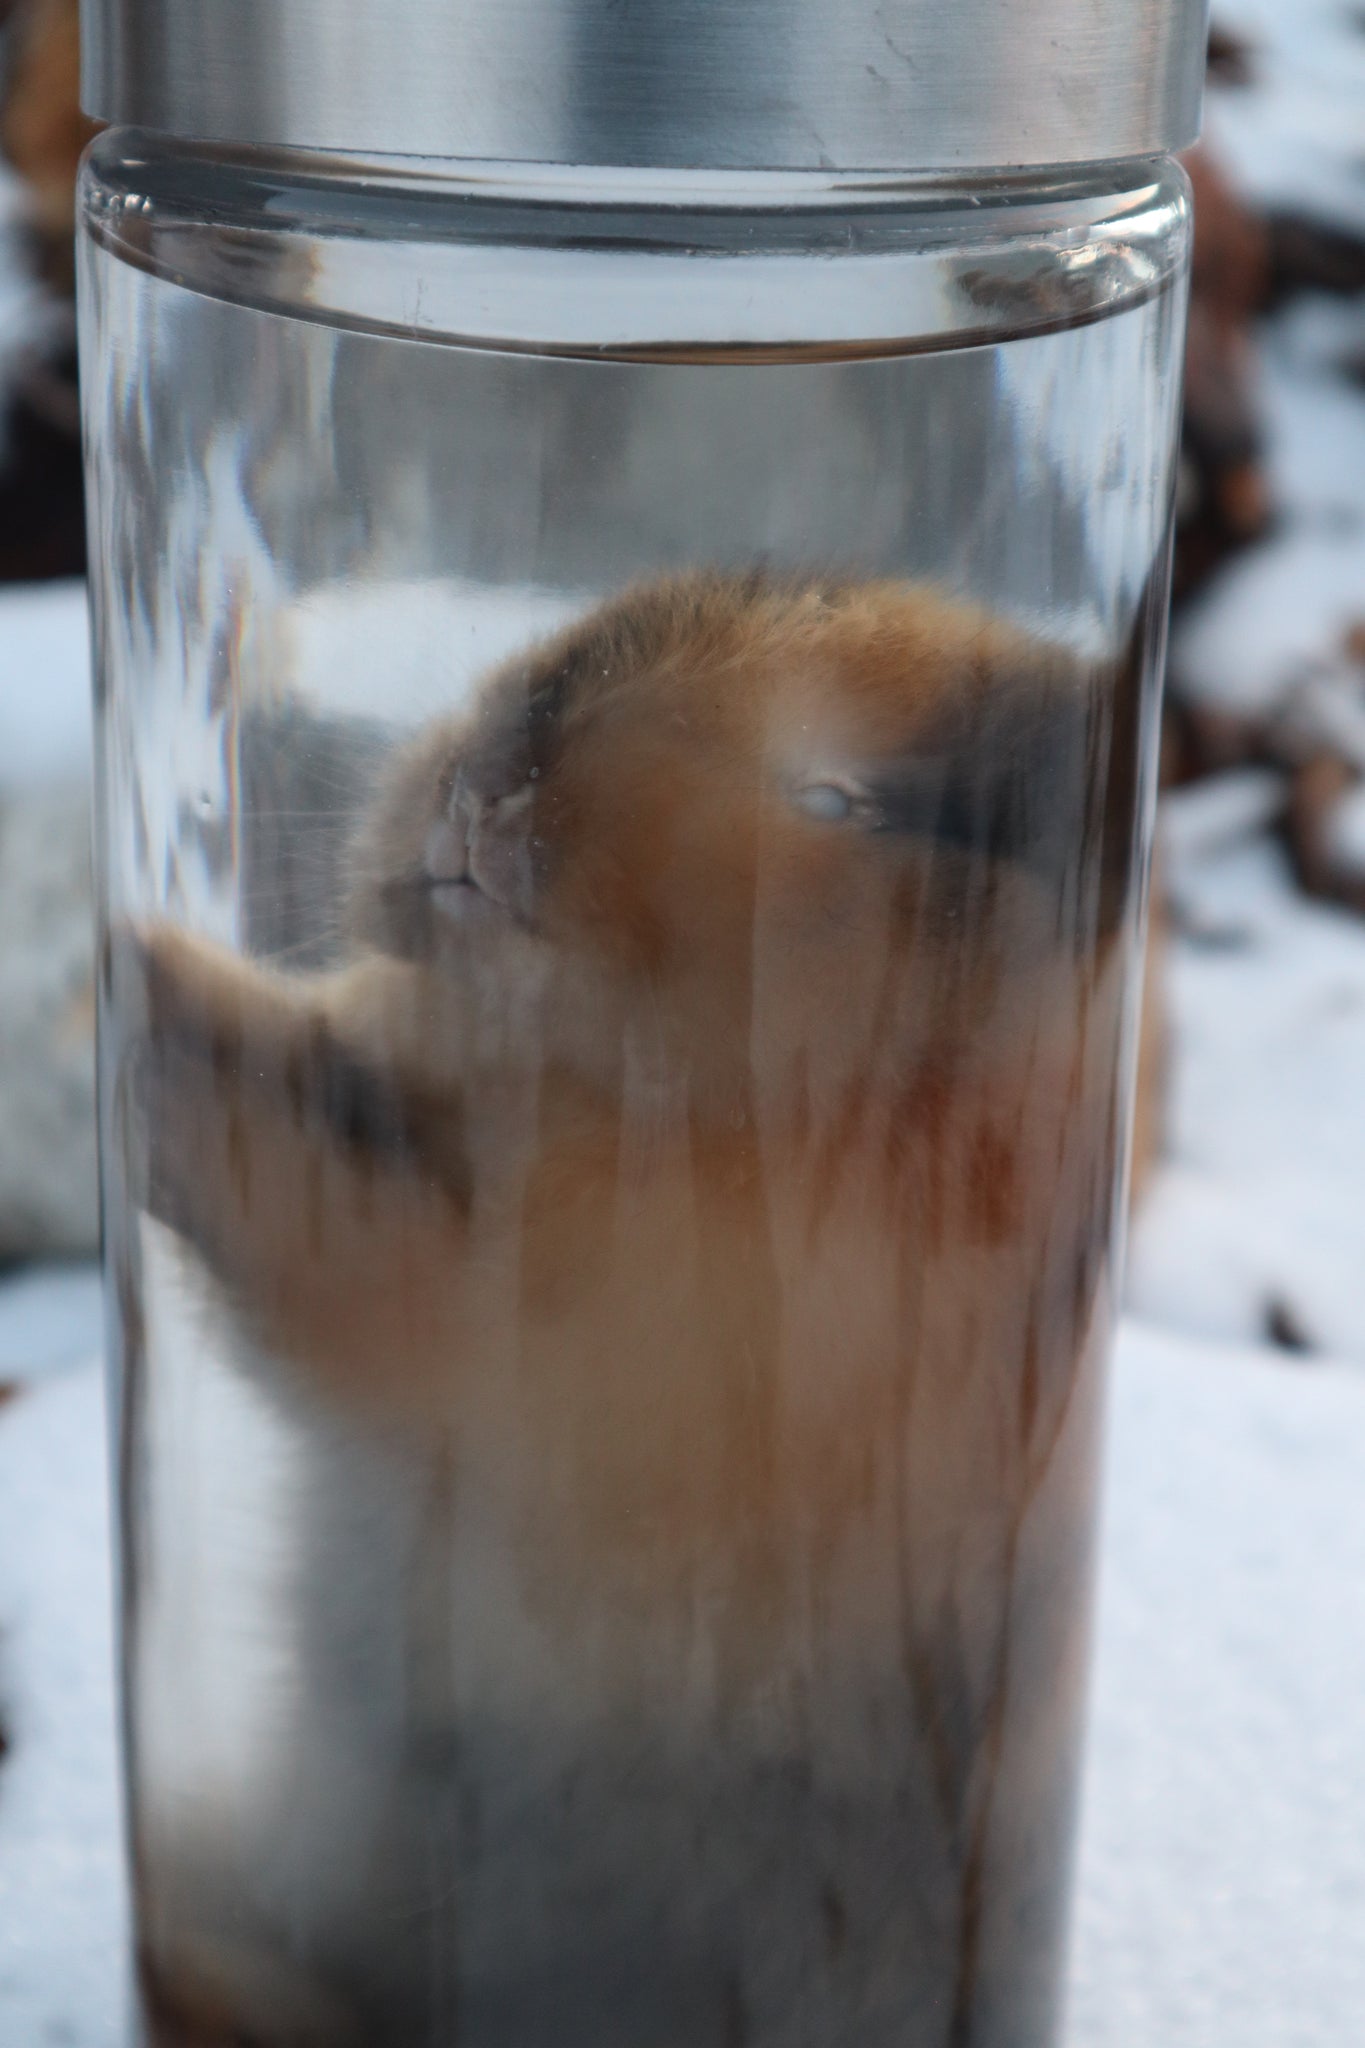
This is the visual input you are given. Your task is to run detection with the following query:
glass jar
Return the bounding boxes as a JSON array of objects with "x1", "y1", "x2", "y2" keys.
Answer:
[{"x1": 78, "y1": 7, "x2": 1203, "y2": 2045}]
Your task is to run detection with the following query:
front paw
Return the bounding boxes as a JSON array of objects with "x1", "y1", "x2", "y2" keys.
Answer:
[
  {"x1": 104, "y1": 920, "x2": 254, "y2": 1231},
  {"x1": 106, "y1": 919, "x2": 252, "y2": 1073}
]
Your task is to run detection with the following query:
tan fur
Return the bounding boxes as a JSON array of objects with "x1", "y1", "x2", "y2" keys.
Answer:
[
  {"x1": 116, "y1": 571, "x2": 1156, "y2": 2039},
  {"x1": 120, "y1": 573, "x2": 1138, "y2": 1558}
]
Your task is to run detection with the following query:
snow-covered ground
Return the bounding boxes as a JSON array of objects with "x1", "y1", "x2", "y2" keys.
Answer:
[
  {"x1": 1205, "y1": 0, "x2": 1365, "y2": 237},
  {"x1": 1122, "y1": 1, "x2": 1365, "y2": 1364},
  {"x1": 3, "y1": 1329, "x2": 1364, "y2": 2047},
  {"x1": 1071, "y1": 1323, "x2": 1365, "y2": 2048},
  {"x1": 3, "y1": 0, "x2": 1365, "y2": 2036},
  {"x1": 1127, "y1": 781, "x2": 1365, "y2": 1358},
  {"x1": 0, "y1": 578, "x2": 91, "y2": 790},
  {"x1": 0, "y1": 1362, "x2": 128, "y2": 2047}
]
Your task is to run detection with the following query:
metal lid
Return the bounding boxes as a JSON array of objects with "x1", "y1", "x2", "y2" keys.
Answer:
[{"x1": 81, "y1": 0, "x2": 1209, "y2": 172}]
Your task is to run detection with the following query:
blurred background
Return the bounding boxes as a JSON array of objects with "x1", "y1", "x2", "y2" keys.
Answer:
[
  {"x1": 4, "y1": 0, "x2": 1363, "y2": 1373},
  {"x1": 0, "y1": 1, "x2": 1362, "y2": 2042}
]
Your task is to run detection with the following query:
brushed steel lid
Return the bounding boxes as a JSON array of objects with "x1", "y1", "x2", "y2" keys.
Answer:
[{"x1": 81, "y1": 0, "x2": 1209, "y2": 172}]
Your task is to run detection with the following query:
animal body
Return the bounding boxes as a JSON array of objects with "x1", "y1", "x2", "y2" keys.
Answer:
[{"x1": 114, "y1": 571, "x2": 1160, "y2": 2047}]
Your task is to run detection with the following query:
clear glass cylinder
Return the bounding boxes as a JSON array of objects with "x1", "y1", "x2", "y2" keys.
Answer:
[{"x1": 80, "y1": 130, "x2": 1190, "y2": 2048}]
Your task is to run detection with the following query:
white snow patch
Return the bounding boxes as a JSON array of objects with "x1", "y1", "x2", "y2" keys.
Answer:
[
  {"x1": 0, "y1": 1263, "x2": 104, "y2": 1382},
  {"x1": 1176, "y1": 11, "x2": 1365, "y2": 751},
  {"x1": 1129, "y1": 816, "x2": 1365, "y2": 1360},
  {"x1": 0, "y1": 1365, "x2": 130, "y2": 2047},
  {"x1": 1206, "y1": 0, "x2": 1365, "y2": 237},
  {"x1": 1172, "y1": 527, "x2": 1365, "y2": 720},
  {"x1": 1069, "y1": 1320, "x2": 1365, "y2": 2047},
  {"x1": 3, "y1": 1330, "x2": 1364, "y2": 2046},
  {"x1": 0, "y1": 580, "x2": 93, "y2": 787},
  {"x1": 1157, "y1": 766, "x2": 1285, "y2": 864},
  {"x1": 1260, "y1": 312, "x2": 1365, "y2": 532},
  {"x1": 280, "y1": 577, "x2": 585, "y2": 727}
]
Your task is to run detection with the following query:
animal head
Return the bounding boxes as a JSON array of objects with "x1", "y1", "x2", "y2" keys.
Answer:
[{"x1": 348, "y1": 572, "x2": 1144, "y2": 1096}]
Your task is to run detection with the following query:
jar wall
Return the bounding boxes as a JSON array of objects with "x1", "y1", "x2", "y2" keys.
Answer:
[{"x1": 81, "y1": 136, "x2": 1189, "y2": 2048}]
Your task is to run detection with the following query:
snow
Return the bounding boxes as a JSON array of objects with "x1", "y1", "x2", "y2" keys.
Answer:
[
  {"x1": 1069, "y1": 1322, "x2": 1365, "y2": 2048},
  {"x1": 1128, "y1": 0, "x2": 1365, "y2": 1367},
  {"x1": 1206, "y1": 0, "x2": 1365, "y2": 237},
  {"x1": 1171, "y1": 308, "x2": 1365, "y2": 734},
  {"x1": 1173, "y1": 527, "x2": 1365, "y2": 723},
  {"x1": 0, "y1": 1363, "x2": 129, "y2": 2048},
  {"x1": 0, "y1": 580, "x2": 91, "y2": 788},
  {"x1": 1262, "y1": 304, "x2": 1365, "y2": 529},
  {"x1": 283, "y1": 578, "x2": 582, "y2": 727},
  {"x1": 1127, "y1": 787, "x2": 1365, "y2": 1360},
  {"x1": 0, "y1": 1262, "x2": 103, "y2": 1382},
  {"x1": 3, "y1": 0, "x2": 1365, "y2": 2030},
  {"x1": 3, "y1": 1326, "x2": 1364, "y2": 2045},
  {"x1": 1156, "y1": 764, "x2": 1285, "y2": 863}
]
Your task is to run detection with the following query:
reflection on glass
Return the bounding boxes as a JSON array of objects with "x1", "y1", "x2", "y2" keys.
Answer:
[
  {"x1": 108, "y1": 568, "x2": 1156, "y2": 2046},
  {"x1": 82, "y1": 157, "x2": 1185, "y2": 2048}
]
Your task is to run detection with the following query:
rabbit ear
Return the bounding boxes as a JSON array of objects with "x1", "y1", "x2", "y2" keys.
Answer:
[
  {"x1": 862, "y1": 681, "x2": 1090, "y2": 870},
  {"x1": 860, "y1": 586, "x2": 1160, "y2": 943}
]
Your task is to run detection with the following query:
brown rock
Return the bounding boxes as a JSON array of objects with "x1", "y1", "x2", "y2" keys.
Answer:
[
  {"x1": 1285, "y1": 753, "x2": 1365, "y2": 916},
  {"x1": 0, "y1": 0, "x2": 96, "y2": 286},
  {"x1": 1174, "y1": 146, "x2": 1275, "y2": 604}
]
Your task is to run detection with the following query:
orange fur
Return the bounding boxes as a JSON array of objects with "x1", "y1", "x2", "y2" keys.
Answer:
[
  {"x1": 116, "y1": 570, "x2": 1157, "y2": 2042},
  {"x1": 121, "y1": 573, "x2": 1140, "y2": 1571}
]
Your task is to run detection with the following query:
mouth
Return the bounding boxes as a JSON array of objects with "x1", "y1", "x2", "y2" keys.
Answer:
[{"x1": 418, "y1": 871, "x2": 536, "y2": 935}]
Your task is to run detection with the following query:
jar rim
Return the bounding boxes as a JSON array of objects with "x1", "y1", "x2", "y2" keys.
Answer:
[{"x1": 81, "y1": 0, "x2": 1208, "y2": 175}]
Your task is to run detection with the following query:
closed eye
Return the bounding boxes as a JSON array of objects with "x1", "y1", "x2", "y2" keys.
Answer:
[{"x1": 793, "y1": 780, "x2": 862, "y2": 824}]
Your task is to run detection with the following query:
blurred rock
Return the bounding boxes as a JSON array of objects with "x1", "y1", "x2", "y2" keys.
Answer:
[
  {"x1": 1174, "y1": 146, "x2": 1274, "y2": 606},
  {"x1": 1286, "y1": 750, "x2": 1365, "y2": 919},
  {"x1": 0, "y1": 783, "x2": 97, "y2": 1258},
  {"x1": 0, "y1": 0, "x2": 94, "y2": 289},
  {"x1": 1205, "y1": 23, "x2": 1256, "y2": 89},
  {"x1": 1172, "y1": 17, "x2": 1365, "y2": 612},
  {"x1": 0, "y1": 324, "x2": 85, "y2": 585},
  {"x1": 1170, "y1": 595, "x2": 1365, "y2": 913},
  {"x1": 1266, "y1": 215, "x2": 1365, "y2": 310},
  {"x1": 0, "y1": 0, "x2": 92, "y2": 583}
]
